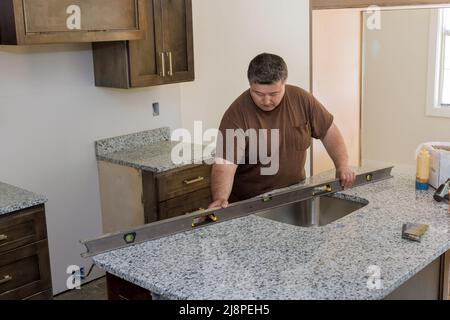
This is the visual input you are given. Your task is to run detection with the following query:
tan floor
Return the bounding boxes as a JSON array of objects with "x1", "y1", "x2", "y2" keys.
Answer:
[{"x1": 53, "y1": 276, "x2": 107, "y2": 300}]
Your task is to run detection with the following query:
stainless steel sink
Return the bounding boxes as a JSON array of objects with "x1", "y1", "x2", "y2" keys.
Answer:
[{"x1": 254, "y1": 194, "x2": 368, "y2": 227}]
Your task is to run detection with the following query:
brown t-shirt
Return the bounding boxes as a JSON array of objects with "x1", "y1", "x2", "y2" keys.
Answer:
[{"x1": 217, "y1": 84, "x2": 334, "y2": 201}]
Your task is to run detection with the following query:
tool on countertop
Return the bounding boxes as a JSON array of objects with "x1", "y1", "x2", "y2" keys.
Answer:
[
  {"x1": 402, "y1": 223, "x2": 429, "y2": 242},
  {"x1": 80, "y1": 166, "x2": 394, "y2": 258},
  {"x1": 433, "y1": 179, "x2": 450, "y2": 203}
]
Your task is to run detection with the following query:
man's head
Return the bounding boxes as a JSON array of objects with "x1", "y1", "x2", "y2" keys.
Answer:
[{"x1": 247, "y1": 53, "x2": 288, "y2": 112}]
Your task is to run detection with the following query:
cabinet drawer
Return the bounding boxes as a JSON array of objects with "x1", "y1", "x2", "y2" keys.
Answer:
[
  {"x1": 158, "y1": 188, "x2": 212, "y2": 220},
  {"x1": 156, "y1": 165, "x2": 211, "y2": 201},
  {"x1": 0, "y1": 205, "x2": 47, "y2": 254},
  {"x1": 1, "y1": 0, "x2": 146, "y2": 44},
  {"x1": 0, "y1": 240, "x2": 51, "y2": 299}
]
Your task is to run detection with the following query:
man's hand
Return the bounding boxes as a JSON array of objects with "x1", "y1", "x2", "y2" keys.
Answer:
[
  {"x1": 209, "y1": 162, "x2": 237, "y2": 210},
  {"x1": 208, "y1": 199, "x2": 229, "y2": 209},
  {"x1": 321, "y1": 123, "x2": 355, "y2": 190},
  {"x1": 336, "y1": 166, "x2": 356, "y2": 190}
]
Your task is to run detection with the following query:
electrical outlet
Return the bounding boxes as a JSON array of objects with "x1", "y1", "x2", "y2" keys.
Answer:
[{"x1": 152, "y1": 102, "x2": 160, "y2": 116}]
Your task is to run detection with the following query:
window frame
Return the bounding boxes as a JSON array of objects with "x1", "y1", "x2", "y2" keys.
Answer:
[{"x1": 426, "y1": 8, "x2": 450, "y2": 118}]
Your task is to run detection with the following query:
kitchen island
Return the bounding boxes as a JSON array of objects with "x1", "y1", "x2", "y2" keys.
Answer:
[{"x1": 92, "y1": 166, "x2": 450, "y2": 300}]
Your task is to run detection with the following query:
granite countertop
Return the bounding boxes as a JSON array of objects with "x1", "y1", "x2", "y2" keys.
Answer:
[
  {"x1": 95, "y1": 127, "x2": 214, "y2": 173},
  {"x1": 0, "y1": 182, "x2": 47, "y2": 216},
  {"x1": 92, "y1": 166, "x2": 450, "y2": 299}
]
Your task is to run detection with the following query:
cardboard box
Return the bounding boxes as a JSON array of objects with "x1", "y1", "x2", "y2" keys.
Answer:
[{"x1": 424, "y1": 143, "x2": 450, "y2": 189}]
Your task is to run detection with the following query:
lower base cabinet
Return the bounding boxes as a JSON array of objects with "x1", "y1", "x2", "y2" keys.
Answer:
[
  {"x1": 0, "y1": 205, "x2": 53, "y2": 300},
  {"x1": 106, "y1": 273, "x2": 152, "y2": 300}
]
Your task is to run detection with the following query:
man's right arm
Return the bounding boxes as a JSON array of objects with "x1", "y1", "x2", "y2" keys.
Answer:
[{"x1": 208, "y1": 161, "x2": 238, "y2": 209}]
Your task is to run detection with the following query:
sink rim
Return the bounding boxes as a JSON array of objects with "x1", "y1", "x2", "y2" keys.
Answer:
[{"x1": 252, "y1": 192, "x2": 370, "y2": 228}]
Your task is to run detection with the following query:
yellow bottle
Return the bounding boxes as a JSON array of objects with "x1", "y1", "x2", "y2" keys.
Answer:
[{"x1": 416, "y1": 146, "x2": 430, "y2": 190}]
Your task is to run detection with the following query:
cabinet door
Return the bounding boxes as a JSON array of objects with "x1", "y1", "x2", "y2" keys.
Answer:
[
  {"x1": 128, "y1": 0, "x2": 165, "y2": 87},
  {"x1": 161, "y1": 0, "x2": 195, "y2": 83},
  {"x1": 92, "y1": 0, "x2": 194, "y2": 88},
  {"x1": 0, "y1": 0, "x2": 147, "y2": 45},
  {"x1": 0, "y1": 240, "x2": 52, "y2": 300}
]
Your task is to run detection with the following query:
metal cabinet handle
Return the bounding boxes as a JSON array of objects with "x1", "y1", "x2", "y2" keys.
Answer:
[
  {"x1": 183, "y1": 176, "x2": 204, "y2": 185},
  {"x1": 160, "y1": 52, "x2": 166, "y2": 77},
  {"x1": 0, "y1": 234, "x2": 7, "y2": 241},
  {"x1": 167, "y1": 51, "x2": 173, "y2": 76},
  {"x1": 0, "y1": 275, "x2": 12, "y2": 285}
]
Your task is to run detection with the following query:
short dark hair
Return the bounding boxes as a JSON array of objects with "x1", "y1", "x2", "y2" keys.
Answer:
[{"x1": 247, "y1": 53, "x2": 288, "y2": 84}]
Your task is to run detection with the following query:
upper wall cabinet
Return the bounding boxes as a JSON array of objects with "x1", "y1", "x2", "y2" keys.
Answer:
[
  {"x1": 0, "y1": 0, "x2": 147, "y2": 45},
  {"x1": 92, "y1": 0, "x2": 194, "y2": 88}
]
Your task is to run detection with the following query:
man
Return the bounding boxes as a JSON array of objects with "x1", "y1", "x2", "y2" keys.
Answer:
[{"x1": 209, "y1": 53, "x2": 355, "y2": 209}]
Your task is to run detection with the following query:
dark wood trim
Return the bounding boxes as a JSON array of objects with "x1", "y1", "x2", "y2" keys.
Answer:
[
  {"x1": 312, "y1": 0, "x2": 450, "y2": 10},
  {"x1": 186, "y1": 0, "x2": 195, "y2": 81},
  {"x1": 0, "y1": 0, "x2": 17, "y2": 44},
  {"x1": 1, "y1": 0, "x2": 147, "y2": 45},
  {"x1": 439, "y1": 250, "x2": 450, "y2": 299},
  {"x1": 106, "y1": 273, "x2": 152, "y2": 300},
  {"x1": 142, "y1": 170, "x2": 158, "y2": 224}
]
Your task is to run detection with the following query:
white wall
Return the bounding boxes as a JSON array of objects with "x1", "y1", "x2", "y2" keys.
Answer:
[
  {"x1": 362, "y1": 9, "x2": 450, "y2": 166},
  {"x1": 180, "y1": 0, "x2": 311, "y2": 173},
  {"x1": 0, "y1": 44, "x2": 182, "y2": 294}
]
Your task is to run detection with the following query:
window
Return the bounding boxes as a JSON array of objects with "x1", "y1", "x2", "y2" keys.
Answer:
[
  {"x1": 426, "y1": 8, "x2": 450, "y2": 117},
  {"x1": 439, "y1": 9, "x2": 450, "y2": 105}
]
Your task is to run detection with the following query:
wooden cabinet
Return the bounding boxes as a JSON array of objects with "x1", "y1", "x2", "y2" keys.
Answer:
[
  {"x1": 92, "y1": 0, "x2": 194, "y2": 88},
  {"x1": 0, "y1": 205, "x2": 52, "y2": 300},
  {"x1": 106, "y1": 273, "x2": 152, "y2": 300},
  {"x1": 0, "y1": 0, "x2": 147, "y2": 45},
  {"x1": 97, "y1": 162, "x2": 212, "y2": 234}
]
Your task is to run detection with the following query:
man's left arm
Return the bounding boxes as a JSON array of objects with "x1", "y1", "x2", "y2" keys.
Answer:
[{"x1": 321, "y1": 123, "x2": 356, "y2": 189}]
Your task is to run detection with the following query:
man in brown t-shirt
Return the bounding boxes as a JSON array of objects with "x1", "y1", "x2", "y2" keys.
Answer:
[{"x1": 209, "y1": 53, "x2": 355, "y2": 208}]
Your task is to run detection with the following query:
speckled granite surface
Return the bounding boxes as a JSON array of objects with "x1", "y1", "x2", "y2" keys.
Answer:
[
  {"x1": 95, "y1": 127, "x2": 171, "y2": 157},
  {"x1": 95, "y1": 127, "x2": 214, "y2": 173},
  {"x1": 0, "y1": 182, "x2": 47, "y2": 215},
  {"x1": 93, "y1": 166, "x2": 450, "y2": 299}
]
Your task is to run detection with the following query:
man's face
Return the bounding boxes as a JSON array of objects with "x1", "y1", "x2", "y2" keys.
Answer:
[{"x1": 249, "y1": 80, "x2": 286, "y2": 112}]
